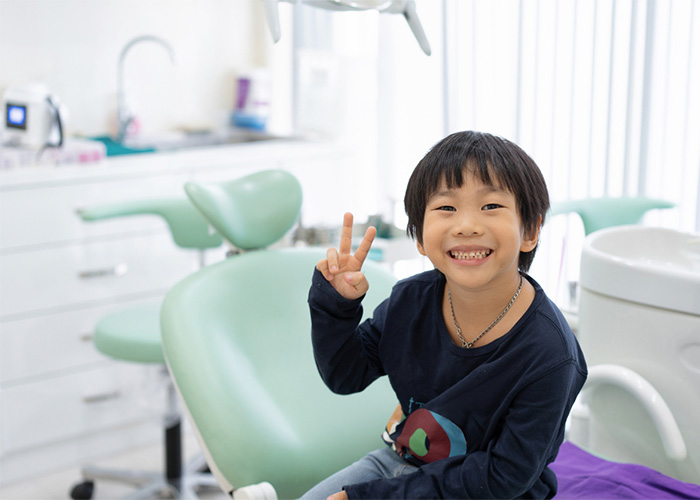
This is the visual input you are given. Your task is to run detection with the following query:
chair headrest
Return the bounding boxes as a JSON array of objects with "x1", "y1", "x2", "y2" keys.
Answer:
[{"x1": 184, "y1": 169, "x2": 303, "y2": 250}]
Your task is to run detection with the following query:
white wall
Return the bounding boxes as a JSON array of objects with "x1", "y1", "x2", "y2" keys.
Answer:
[
  {"x1": 373, "y1": 0, "x2": 700, "y2": 299},
  {"x1": 376, "y1": 4, "x2": 444, "y2": 224},
  {"x1": 442, "y1": 0, "x2": 700, "y2": 303},
  {"x1": 0, "y1": 0, "x2": 275, "y2": 137}
]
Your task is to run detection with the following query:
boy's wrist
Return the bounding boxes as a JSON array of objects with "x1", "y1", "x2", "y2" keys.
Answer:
[{"x1": 311, "y1": 267, "x2": 366, "y2": 306}]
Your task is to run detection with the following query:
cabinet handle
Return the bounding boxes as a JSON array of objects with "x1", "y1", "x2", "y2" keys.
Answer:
[
  {"x1": 83, "y1": 390, "x2": 121, "y2": 404},
  {"x1": 78, "y1": 263, "x2": 128, "y2": 279}
]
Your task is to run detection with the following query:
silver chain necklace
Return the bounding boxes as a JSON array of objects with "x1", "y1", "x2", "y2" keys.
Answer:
[{"x1": 448, "y1": 275, "x2": 524, "y2": 349}]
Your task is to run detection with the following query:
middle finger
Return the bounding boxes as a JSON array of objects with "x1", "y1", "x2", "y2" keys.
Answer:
[{"x1": 338, "y1": 212, "x2": 354, "y2": 255}]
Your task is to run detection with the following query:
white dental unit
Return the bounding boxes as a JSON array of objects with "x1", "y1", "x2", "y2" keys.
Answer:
[{"x1": 569, "y1": 226, "x2": 700, "y2": 484}]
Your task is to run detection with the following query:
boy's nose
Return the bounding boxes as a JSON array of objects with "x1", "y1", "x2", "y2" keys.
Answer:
[{"x1": 452, "y1": 211, "x2": 483, "y2": 236}]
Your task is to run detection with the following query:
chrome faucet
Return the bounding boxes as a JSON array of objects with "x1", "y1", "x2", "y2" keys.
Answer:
[{"x1": 116, "y1": 35, "x2": 175, "y2": 142}]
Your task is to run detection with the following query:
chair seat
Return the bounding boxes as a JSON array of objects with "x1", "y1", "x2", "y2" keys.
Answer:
[{"x1": 94, "y1": 304, "x2": 165, "y2": 364}]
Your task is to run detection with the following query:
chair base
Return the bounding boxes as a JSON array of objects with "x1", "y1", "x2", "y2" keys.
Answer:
[
  {"x1": 70, "y1": 377, "x2": 219, "y2": 499},
  {"x1": 71, "y1": 454, "x2": 219, "y2": 500}
]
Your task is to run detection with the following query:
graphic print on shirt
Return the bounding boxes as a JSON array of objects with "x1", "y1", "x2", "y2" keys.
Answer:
[{"x1": 382, "y1": 403, "x2": 467, "y2": 464}]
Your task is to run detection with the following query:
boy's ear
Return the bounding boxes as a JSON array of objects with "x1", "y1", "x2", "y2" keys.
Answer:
[
  {"x1": 520, "y1": 216, "x2": 542, "y2": 253},
  {"x1": 417, "y1": 240, "x2": 427, "y2": 256}
]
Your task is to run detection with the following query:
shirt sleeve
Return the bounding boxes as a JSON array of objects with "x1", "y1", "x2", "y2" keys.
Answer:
[
  {"x1": 308, "y1": 267, "x2": 387, "y2": 395},
  {"x1": 344, "y1": 359, "x2": 582, "y2": 499}
]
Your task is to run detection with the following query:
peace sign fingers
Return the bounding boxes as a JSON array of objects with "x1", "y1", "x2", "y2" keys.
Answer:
[
  {"x1": 316, "y1": 212, "x2": 377, "y2": 300},
  {"x1": 338, "y1": 212, "x2": 376, "y2": 267},
  {"x1": 352, "y1": 224, "x2": 377, "y2": 266}
]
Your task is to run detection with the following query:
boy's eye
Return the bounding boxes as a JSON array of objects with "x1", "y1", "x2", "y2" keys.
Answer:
[
  {"x1": 482, "y1": 203, "x2": 502, "y2": 210},
  {"x1": 437, "y1": 206, "x2": 456, "y2": 212}
]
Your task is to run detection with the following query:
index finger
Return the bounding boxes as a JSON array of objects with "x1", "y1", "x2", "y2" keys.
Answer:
[
  {"x1": 338, "y1": 212, "x2": 354, "y2": 255},
  {"x1": 352, "y1": 225, "x2": 377, "y2": 266}
]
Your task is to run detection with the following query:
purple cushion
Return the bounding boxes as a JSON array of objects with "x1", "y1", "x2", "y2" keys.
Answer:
[{"x1": 552, "y1": 442, "x2": 700, "y2": 499}]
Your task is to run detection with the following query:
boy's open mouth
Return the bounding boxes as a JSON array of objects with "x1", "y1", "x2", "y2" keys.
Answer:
[{"x1": 449, "y1": 249, "x2": 493, "y2": 260}]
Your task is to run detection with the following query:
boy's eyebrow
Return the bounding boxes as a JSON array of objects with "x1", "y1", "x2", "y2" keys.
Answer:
[
  {"x1": 431, "y1": 189, "x2": 453, "y2": 198},
  {"x1": 479, "y1": 184, "x2": 509, "y2": 195},
  {"x1": 431, "y1": 184, "x2": 507, "y2": 198}
]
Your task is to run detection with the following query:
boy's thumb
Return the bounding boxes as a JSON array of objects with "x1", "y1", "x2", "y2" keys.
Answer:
[
  {"x1": 344, "y1": 271, "x2": 361, "y2": 284},
  {"x1": 344, "y1": 271, "x2": 369, "y2": 293}
]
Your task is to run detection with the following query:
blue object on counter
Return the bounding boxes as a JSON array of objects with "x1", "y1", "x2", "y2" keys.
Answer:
[
  {"x1": 90, "y1": 136, "x2": 156, "y2": 156},
  {"x1": 231, "y1": 112, "x2": 267, "y2": 132}
]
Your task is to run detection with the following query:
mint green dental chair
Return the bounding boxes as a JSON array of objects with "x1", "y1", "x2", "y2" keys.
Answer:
[
  {"x1": 70, "y1": 198, "x2": 224, "y2": 500},
  {"x1": 549, "y1": 196, "x2": 675, "y2": 235},
  {"x1": 161, "y1": 171, "x2": 398, "y2": 499}
]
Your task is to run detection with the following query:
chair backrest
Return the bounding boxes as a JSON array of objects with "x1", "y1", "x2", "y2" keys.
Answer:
[
  {"x1": 184, "y1": 169, "x2": 303, "y2": 251},
  {"x1": 160, "y1": 248, "x2": 397, "y2": 499},
  {"x1": 79, "y1": 198, "x2": 223, "y2": 249},
  {"x1": 549, "y1": 197, "x2": 675, "y2": 235}
]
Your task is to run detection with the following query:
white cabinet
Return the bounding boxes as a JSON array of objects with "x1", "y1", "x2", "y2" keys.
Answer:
[
  {"x1": 0, "y1": 232, "x2": 203, "y2": 317},
  {"x1": 0, "y1": 139, "x2": 356, "y2": 484},
  {"x1": 1, "y1": 301, "x2": 153, "y2": 383},
  {"x1": 0, "y1": 173, "x2": 189, "y2": 251},
  {"x1": 0, "y1": 173, "x2": 207, "y2": 485},
  {"x1": 1, "y1": 362, "x2": 166, "y2": 455}
]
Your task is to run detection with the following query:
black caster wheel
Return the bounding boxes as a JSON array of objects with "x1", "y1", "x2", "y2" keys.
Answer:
[{"x1": 70, "y1": 480, "x2": 94, "y2": 500}]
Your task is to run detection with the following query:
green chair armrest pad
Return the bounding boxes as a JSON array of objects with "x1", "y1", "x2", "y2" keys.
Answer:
[{"x1": 79, "y1": 198, "x2": 223, "y2": 249}]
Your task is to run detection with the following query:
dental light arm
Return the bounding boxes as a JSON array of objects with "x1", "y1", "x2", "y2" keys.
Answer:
[
  {"x1": 391, "y1": 0, "x2": 431, "y2": 56},
  {"x1": 263, "y1": 0, "x2": 431, "y2": 55},
  {"x1": 264, "y1": 0, "x2": 282, "y2": 42}
]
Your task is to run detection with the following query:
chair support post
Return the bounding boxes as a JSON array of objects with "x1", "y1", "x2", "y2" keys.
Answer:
[{"x1": 166, "y1": 419, "x2": 183, "y2": 480}]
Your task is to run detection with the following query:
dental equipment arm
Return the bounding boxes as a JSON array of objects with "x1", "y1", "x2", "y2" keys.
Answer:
[
  {"x1": 572, "y1": 364, "x2": 687, "y2": 461},
  {"x1": 264, "y1": 0, "x2": 282, "y2": 42},
  {"x1": 385, "y1": 0, "x2": 431, "y2": 56},
  {"x1": 263, "y1": 0, "x2": 431, "y2": 55}
]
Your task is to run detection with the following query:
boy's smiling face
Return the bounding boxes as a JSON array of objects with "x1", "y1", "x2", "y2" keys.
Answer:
[{"x1": 416, "y1": 170, "x2": 539, "y2": 294}]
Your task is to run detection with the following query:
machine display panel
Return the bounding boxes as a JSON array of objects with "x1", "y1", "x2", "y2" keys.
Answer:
[{"x1": 6, "y1": 103, "x2": 27, "y2": 130}]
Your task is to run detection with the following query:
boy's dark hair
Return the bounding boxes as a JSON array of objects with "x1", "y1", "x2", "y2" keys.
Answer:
[{"x1": 404, "y1": 130, "x2": 550, "y2": 272}]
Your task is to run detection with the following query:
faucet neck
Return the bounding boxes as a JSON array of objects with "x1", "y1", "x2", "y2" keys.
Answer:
[{"x1": 116, "y1": 35, "x2": 175, "y2": 141}]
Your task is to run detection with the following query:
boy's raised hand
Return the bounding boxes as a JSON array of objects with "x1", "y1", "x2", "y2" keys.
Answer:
[{"x1": 316, "y1": 212, "x2": 377, "y2": 300}]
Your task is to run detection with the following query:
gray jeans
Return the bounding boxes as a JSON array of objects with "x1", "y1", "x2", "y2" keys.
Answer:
[{"x1": 299, "y1": 447, "x2": 418, "y2": 500}]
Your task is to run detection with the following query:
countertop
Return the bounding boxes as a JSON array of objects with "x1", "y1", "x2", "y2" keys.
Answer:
[{"x1": 0, "y1": 137, "x2": 350, "y2": 190}]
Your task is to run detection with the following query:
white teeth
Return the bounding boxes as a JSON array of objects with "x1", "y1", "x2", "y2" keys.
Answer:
[{"x1": 451, "y1": 250, "x2": 490, "y2": 260}]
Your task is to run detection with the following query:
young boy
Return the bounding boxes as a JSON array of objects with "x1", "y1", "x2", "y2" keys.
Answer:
[{"x1": 305, "y1": 131, "x2": 587, "y2": 499}]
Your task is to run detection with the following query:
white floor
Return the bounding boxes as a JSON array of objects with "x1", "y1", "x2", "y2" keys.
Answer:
[{"x1": 0, "y1": 435, "x2": 229, "y2": 500}]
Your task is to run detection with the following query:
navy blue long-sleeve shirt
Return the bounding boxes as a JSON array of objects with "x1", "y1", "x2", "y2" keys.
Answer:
[{"x1": 309, "y1": 268, "x2": 587, "y2": 499}]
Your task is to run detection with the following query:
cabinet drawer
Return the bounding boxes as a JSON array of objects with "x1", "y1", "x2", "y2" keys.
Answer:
[
  {"x1": 0, "y1": 173, "x2": 189, "y2": 251},
  {"x1": 0, "y1": 297, "x2": 161, "y2": 384},
  {"x1": 0, "y1": 363, "x2": 166, "y2": 455},
  {"x1": 0, "y1": 232, "x2": 205, "y2": 318}
]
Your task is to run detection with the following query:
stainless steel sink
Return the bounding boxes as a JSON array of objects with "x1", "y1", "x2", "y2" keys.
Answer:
[
  {"x1": 123, "y1": 129, "x2": 284, "y2": 152},
  {"x1": 92, "y1": 129, "x2": 287, "y2": 157}
]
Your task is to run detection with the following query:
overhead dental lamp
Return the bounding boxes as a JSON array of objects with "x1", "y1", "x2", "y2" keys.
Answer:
[{"x1": 263, "y1": 0, "x2": 431, "y2": 56}]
